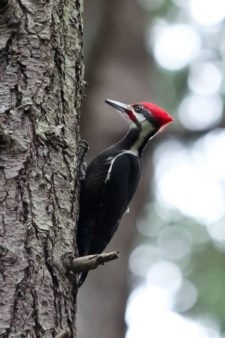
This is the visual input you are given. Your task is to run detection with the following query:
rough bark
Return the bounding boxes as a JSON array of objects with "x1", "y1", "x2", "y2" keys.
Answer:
[{"x1": 0, "y1": 0, "x2": 84, "y2": 337}]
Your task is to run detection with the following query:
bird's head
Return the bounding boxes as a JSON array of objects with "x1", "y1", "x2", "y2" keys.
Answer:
[{"x1": 105, "y1": 99, "x2": 173, "y2": 133}]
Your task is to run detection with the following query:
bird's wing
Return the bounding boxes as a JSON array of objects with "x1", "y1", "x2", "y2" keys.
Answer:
[{"x1": 89, "y1": 152, "x2": 141, "y2": 254}]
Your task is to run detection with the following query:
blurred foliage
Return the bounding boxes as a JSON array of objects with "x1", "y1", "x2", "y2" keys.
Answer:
[{"x1": 128, "y1": 0, "x2": 225, "y2": 336}]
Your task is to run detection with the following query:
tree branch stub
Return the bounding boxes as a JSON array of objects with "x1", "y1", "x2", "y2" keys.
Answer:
[{"x1": 63, "y1": 251, "x2": 120, "y2": 274}]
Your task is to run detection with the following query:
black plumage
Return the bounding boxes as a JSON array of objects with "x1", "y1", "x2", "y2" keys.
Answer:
[
  {"x1": 76, "y1": 99, "x2": 173, "y2": 286},
  {"x1": 77, "y1": 132, "x2": 142, "y2": 286}
]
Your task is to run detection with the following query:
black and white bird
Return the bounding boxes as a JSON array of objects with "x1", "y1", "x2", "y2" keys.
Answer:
[{"x1": 77, "y1": 99, "x2": 173, "y2": 286}]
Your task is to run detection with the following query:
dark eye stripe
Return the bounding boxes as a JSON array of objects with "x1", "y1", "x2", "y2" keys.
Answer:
[
  {"x1": 142, "y1": 109, "x2": 159, "y2": 126},
  {"x1": 133, "y1": 104, "x2": 159, "y2": 126}
]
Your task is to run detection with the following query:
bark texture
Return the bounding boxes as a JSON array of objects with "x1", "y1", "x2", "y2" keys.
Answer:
[{"x1": 0, "y1": 0, "x2": 84, "y2": 336}]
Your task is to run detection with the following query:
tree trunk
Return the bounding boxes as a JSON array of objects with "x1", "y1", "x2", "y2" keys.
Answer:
[{"x1": 0, "y1": 0, "x2": 83, "y2": 336}]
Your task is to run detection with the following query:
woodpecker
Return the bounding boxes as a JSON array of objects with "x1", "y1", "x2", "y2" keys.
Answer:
[{"x1": 77, "y1": 99, "x2": 173, "y2": 286}]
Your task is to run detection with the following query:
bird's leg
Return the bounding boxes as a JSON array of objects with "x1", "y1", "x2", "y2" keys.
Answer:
[{"x1": 78, "y1": 139, "x2": 89, "y2": 181}]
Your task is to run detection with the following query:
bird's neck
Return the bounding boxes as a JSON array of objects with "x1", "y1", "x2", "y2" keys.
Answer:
[{"x1": 119, "y1": 123, "x2": 157, "y2": 156}]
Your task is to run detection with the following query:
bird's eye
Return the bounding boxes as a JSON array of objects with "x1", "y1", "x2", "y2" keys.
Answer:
[{"x1": 135, "y1": 105, "x2": 143, "y2": 112}]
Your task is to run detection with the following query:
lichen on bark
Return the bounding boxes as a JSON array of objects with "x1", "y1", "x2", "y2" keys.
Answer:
[{"x1": 0, "y1": 0, "x2": 84, "y2": 336}]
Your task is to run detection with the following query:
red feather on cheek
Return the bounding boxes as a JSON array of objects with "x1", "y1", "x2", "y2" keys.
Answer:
[{"x1": 127, "y1": 110, "x2": 137, "y2": 123}]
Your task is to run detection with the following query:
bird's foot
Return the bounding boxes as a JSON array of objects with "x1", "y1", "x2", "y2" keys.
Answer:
[{"x1": 78, "y1": 139, "x2": 89, "y2": 181}]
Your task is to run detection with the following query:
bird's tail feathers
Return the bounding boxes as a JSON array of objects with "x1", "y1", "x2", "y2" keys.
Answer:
[{"x1": 78, "y1": 271, "x2": 88, "y2": 288}]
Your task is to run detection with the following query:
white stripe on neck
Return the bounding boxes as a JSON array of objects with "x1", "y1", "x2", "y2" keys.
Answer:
[{"x1": 130, "y1": 121, "x2": 155, "y2": 153}]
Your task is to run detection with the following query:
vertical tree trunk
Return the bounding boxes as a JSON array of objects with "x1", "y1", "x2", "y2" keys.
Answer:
[{"x1": 0, "y1": 0, "x2": 83, "y2": 336}]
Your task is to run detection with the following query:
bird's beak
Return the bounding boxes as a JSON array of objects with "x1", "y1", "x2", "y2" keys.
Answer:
[{"x1": 105, "y1": 99, "x2": 130, "y2": 114}]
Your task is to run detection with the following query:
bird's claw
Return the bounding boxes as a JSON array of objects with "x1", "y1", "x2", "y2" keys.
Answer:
[
  {"x1": 78, "y1": 140, "x2": 89, "y2": 181},
  {"x1": 79, "y1": 140, "x2": 89, "y2": 156}
]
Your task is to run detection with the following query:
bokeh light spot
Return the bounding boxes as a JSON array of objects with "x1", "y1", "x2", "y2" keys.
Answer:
[
  {"x1": 129, "y1": 245, "x2": 161, "y2": 277},
  {"x1": 188, "y1": 62, "x2": 222, "y2": 95},
  {"x1": 189, "y1": 0, "x2": 225, "y2": 26},
  {"x1": 126, "y1": 285, "x2": 218, "y2": 338},
  {"x1": 154, "y1": 141, "x2": 225, "y2": 223},
  {"x1": 150, "y1": 24, "x2": 200, "y2": 70},
  {"x1": 147, "y1": 261, "x2": 182, "y2": 292},
  {"x1": 174, "y1": 280, "x2": 198, "y2": 312},
  {"x1": 158, "y1": 226, "x2": 192, "y2": 260},
  {"x1": 178, "y1": 94, "x2": 223, "y2": 130}
]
